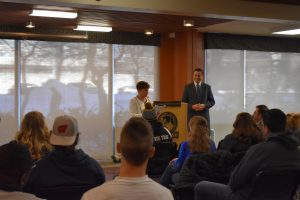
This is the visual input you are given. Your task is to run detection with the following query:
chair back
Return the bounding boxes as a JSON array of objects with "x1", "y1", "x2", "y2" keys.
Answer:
[
  {"x1": 248, "y1": 167, "x2": 300, "y2": 200},
  {"x1": 147, "y1": 141, "x2": 177, "y2": 177},
  {"x1": 35, "y1": 185, "x2": 96, "y2": 200}
]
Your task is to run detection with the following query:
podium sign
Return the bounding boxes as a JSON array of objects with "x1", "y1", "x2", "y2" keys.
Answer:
[{"x1": 154, "y1": 101, "x2": 188, "y2": 146}]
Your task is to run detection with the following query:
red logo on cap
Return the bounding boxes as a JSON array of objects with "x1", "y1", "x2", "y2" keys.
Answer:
[{"x1": 57, "y1": 125, "x2": 68, "y2": 134}]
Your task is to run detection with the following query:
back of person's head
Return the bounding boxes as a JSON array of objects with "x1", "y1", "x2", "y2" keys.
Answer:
[
  {"x1": 50, "y1": 115, "x2": 79, "y2": 148},
  {"x1": 286, "y1": 113, "x2": 300, "y2": 133},
  {"x1": 0, "y1": 141, "x2": 33, "y2": 190},
  {"x1": 142, "y1": 102, "x2": 157, "y2": 121},
  {"x1": 233, "y1": 112, "x2": 262, "y2": 141},
  {"x1": 136, "y1": 81, "x2": 150, "y2": 90},
  {"x1": 263, "y1": 108, "x2": 286, "y2": 133},
  {"x1": 120, "y1": 117, "x2": 153, "y2": 166},
  {"x1": 256, "y1": 105, "x2": 269, "y2": 116},
  {"x1": 188, "y1": 116, "x2": 210, "y2": 153},
  {"x1": 15, "y1": 111, "x2": 52, "y2": 160}
]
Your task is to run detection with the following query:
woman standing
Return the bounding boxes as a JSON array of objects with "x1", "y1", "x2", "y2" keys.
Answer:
[{"x1": 129, "y1": 81, "x2": 151, "y2": 117}]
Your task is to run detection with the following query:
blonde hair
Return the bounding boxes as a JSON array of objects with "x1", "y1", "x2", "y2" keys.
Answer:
[
  {"x1": 286, "y1": 113, "x2": 300, "y2": 133},
  {"x1": 15, "y1": 111, "x2": 53, "y2": 160},
  {"x1": 188, "y1": 116, "x2": 210, "y2": 153}
]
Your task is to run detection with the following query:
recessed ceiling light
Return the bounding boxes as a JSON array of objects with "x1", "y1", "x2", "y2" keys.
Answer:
[
  {"x1": 30, "y1": 9, "x2": 77, "y2": 19},
  {"x1": 26, "y1": 21, "x2": 35, "y2": 28},
  {"x1": 183, "y1": 19, "x2": 194, "y2": 27},
  {"x1": 74, "y1": 25, "x2": 112, "y2": 32},
  {"x1": 145, "y1": 29, "x2": 154, "y2": 35},
  {"x1": 272, "y1": 29, "x2": 300, "y2": 35}
]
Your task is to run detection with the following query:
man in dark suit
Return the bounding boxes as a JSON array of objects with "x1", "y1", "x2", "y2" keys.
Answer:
[{"x1": 182, "y1": 68, "x2": 215, "y2": 129}]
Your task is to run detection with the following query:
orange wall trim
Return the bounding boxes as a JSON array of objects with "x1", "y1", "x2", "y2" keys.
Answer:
[{"x1": 159, "y1": 30, "x2": 205, "y2": 101}]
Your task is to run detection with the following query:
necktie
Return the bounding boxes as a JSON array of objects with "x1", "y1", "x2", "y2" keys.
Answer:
[{"x1": 196, "y1": 83, "x2": 201, "y2": 98}]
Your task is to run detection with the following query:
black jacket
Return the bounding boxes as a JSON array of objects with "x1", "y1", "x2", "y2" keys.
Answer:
[
  {"x1": 175, "y1": 151, "x2": 235, "y2": 189},
  {"x1": 229, "y1": 132, "x2": 300, "y2": 199},
  {"x1": 218, "y1": 134, "x2": 259, "y2": 155},
  {"x1": 24, "y1": 148, "x2": 105, "y2": 194},
  {"x1": 149, "y1": 120, "x2": 172, "y2": 142}
]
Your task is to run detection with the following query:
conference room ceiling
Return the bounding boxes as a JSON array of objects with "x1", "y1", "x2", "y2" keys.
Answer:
[{"x1": 0, "y1": 0, "x2": 300, "y2": 38}]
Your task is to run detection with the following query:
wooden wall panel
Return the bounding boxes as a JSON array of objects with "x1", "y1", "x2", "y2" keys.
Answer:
[
  {"x1": 159, "y1": 34, "x2": 175, "y2": 100},
  {"x1": 159, "y1": 30, "x2": 205, "y2": 101}
]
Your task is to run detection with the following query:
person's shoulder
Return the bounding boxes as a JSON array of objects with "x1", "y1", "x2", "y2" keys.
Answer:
[
  {"x1": 181, "y1": 141, "x2": 189, "y2": 147},
  {"x1": 188, "y1": 82, "x2": 195, "y2": 86},
  {"x1": 244, "y1": 141, "x2": 266, "y2": 156},
  {"x1": 0, "y1": 191, "x2": 43, "y2": 200},
  {"x1": 77, "y1": 149, "x2": 104, "y2": 169},
  {"x1": 82, "y1": 182, "x2": 112, "y2": 199},
  {"x1": 143, "y1": 178, "x2": 173, "y2": 199},
  {"x1": 202, "y1": 82, "x2": 211, "y2": 88},
  {"x1": 223, "y1": 133, "x2": 236, "y2": 141},
  {"x1": 179, "y1": 141, "x2": 189, "y2": 150},
  {"x1": 129, "y1": 96, "x2": 136, "y2": 102},
  {"x1": 184, "y1": 82, "x2": 194, "y2": 88}
]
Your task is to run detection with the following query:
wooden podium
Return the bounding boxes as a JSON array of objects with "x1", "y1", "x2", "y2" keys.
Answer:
[{"x1": 153, "y1": 101, "x2": 188, "y2": 146}]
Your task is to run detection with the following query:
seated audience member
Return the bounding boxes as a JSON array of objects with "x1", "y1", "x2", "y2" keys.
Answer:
[
  {"x1": 24, "y1": 115, "x2": 105, "y2": 195},
  {"x1": 287, "y1": 113, "x2": 300, "y2": 200},
  {"x1": 195, "y1": 108, "x2": 300, "y2": 200},
  {"x1": 287, "y1": 112, "x2": 300, "y2": 142},
  {"x1": 82, "y1": 117, "x2": 173, "y2": 200},
  {"x1": 252, "y1": 104, "x2": 268, "y2": 133},
  {"x1": 129, "y1": 81, "x2": 151, "y2": 117},
  {"x1": 15, "y1": 111, "x2": 53, "y2": 161},
  {"x1": 218, "y1": 112, "x2": 262, "y2": 164},
  {"x1": 160, "y1": 116, "x2": 216, "y2": 188},
  {"x1": 0, "y1": 141, "x2": 42, "y2": 200},
  {"x1": 142, "y1": 102, "x2": 172, "y2": 142},
  {"x1": 174, "y1": 150, "x2": 235, "y2": 199}
]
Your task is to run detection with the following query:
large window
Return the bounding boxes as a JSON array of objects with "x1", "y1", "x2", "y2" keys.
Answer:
[
  {"x1": 0, "y1": 40, "x2": 16, "y2": 143},
  {"x1": 0, "y1": 40, "x2": 159, "y2": 161},
  {"x1": 113, "y1": 45, "x2": 159, "y2": 151},
  {"x1": 206, "y1": 49, "x2": 300, "y2": 144}
]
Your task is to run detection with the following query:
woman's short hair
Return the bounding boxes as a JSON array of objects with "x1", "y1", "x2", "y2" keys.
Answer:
[{"x1": 136, "y1": 81, "x2": 150, "y2": 90}]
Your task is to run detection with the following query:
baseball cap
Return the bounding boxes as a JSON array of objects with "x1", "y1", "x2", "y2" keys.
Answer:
[{"x1": 50, "y1": 115, "x2": 78, "y2": 146}]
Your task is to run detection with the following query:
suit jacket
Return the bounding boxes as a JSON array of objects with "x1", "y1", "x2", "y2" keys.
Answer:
[{"x1": 181, "y1": 82, "x2": 215, "y2": 126}]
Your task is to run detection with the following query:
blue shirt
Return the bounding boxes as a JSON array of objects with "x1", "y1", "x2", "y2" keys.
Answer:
[{"x1": 175, "y1": 140, "x2": 216, "y2": 170}]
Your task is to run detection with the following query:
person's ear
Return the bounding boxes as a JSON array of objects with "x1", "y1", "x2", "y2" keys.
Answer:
[
  {"x1": 149, "y1": 146, "x2": 155, "y2": 158},
  {"x1": 263, "y1": 126, "x2": 270, "y2": 139},
  {"x1": 117, "y1": 143, "x2": 121, "y2": 154}
]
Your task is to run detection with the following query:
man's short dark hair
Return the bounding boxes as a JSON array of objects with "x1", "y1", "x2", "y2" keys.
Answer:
[
  {"x1": 256, "y1": 105, "x2": 269, "y2": 115},
  {"x1": 0, "y1": 141, "x2": 33, "y2": 179},
  {"x1": 263, "y1": 108, "x2": 286, "y2": 133},
  {"x1": 136, "y1": 81, "x2": 150, "y2": 90},
  {"x1": 194, "y1": 68, "x2": 204, "y2": 74},
  {"x1": 120, "y1": 117, "x2": 153, "y2": 166}
]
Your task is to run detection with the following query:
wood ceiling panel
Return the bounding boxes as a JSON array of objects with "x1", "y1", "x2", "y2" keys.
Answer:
[
  {"x1": 0, "y1": 2, "x2": 231, "y2": 34},
  {"x1": 243, "y1": 0, "x2": 300, "y2": 6}
]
